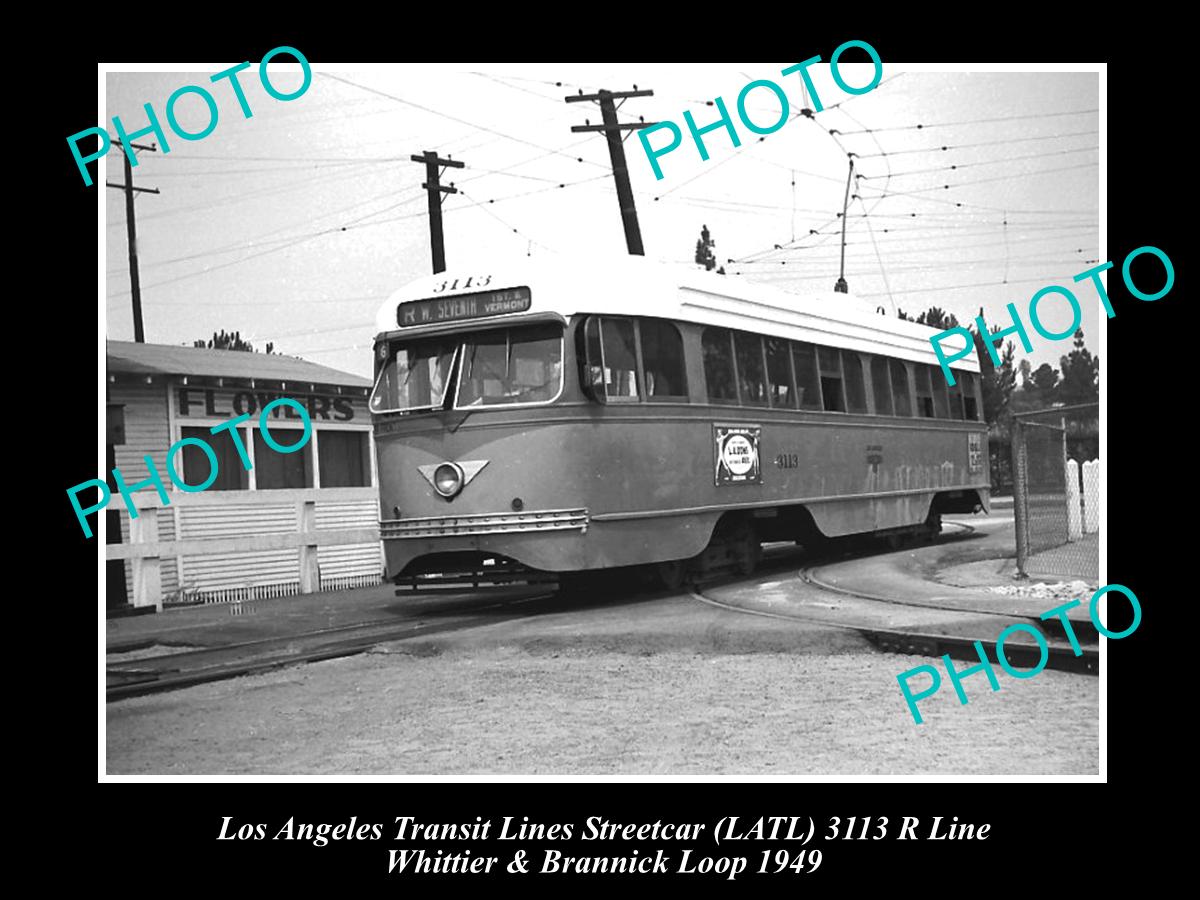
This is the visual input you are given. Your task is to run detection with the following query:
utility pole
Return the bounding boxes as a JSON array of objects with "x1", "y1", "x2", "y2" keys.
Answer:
[
  {"x1": 411, "y1": 151, "x2": 465, "y2": 274},
  {"x1": 834, "y1": 158, "x2": 854, "y2": 294},
  {"x1": 106, "y1": 139, "x2": 159, "y2": 343},
  {"x1": 566, "y1": 87, "x2": 656, "y2": 256}
]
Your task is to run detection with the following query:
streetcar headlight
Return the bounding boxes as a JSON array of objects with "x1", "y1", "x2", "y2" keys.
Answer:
[{"x1": 433, "y1": 463, "x2": 464, "y2": 498}]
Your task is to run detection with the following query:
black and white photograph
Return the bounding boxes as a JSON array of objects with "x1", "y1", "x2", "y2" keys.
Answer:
[{"x1": 92, "y1": 58, "x2": 1108, "y2": 777}]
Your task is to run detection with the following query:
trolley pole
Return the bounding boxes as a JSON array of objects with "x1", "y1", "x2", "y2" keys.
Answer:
[
  {"x1": 411, "y1": 151, "x2": 465, "y2": 274},
  {"x1": 106, "y1": 139, "x2": 159, "y2": 343},
  {"x1": 566, "y1": 88, "x2": 656, "y2": 256},
  {"x1": 834, "y1": 158, "x2": 854, "y2": 294}
]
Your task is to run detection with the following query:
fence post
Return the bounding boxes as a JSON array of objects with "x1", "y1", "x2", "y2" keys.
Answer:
[
  {"x1": 1011, "y1": 418, "x2": 1028, "y2": 576},
  {"x1": 298, "y1": 500, "x2": 319, "y2": 594},
  {"x1": 129, "y1": 507, "x2": 162, "y2": 611},
  {"x1": 1066, "y1": 459, "x2": 1082, "y2": 540},
  {"x1": 1082, "y1": 459, "x2": 1100, "y2": 533}
]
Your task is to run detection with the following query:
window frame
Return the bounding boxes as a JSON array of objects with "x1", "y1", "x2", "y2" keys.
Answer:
[
  {"x1": 252, "y1": 425, "x2": 315, "y2": 490},
  {"x1": 637, "y1": 317, "x2": 690, "y2": 403},
  {"x1": 452, "y1": 322, "x2": 567, "y2": 411},
  {"x1": 701, "y1": 325, "x2": 740, "y2": 406},
  {"x1": 870, "y1": 354, "x2": 894, "y2": 417},
  {"x1": 840, "y1": 348, "x2": 869, "y2": 414},
  {"x1": 763, "y1": 336, "x2": 798, "y2": 410},
  {"x1": 733, "y1": 330, "x2": 769, "y2": 408},
  {"x1": 817, "y1": 345, "x2": 847, "y2": 413},
  {"x1": 316, "y1": 428, "x2": 373, "y2": 489}
]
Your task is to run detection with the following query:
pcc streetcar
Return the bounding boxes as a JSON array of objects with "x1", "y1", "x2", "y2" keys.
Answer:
[{"x1": 369, "y1": 256, "x2": 989, "y2": 589}]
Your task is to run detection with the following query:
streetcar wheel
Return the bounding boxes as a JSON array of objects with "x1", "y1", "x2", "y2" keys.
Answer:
[
  {"x1": 733, "y1": 528, "x2": 761, "y2": 576},
  {"x1": 657, "y1": 560, "x2": 687, "y2": 591}
]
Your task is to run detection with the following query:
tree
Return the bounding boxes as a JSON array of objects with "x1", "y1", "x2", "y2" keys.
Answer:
[
  {"x1": 693, "y1": 225, "x2": 725, "y2": 274},
  {"x1": 1017, "y1": 358, "x2": 1032, "y2": 389},
  {"x1": 916, "y1": 306, "x2": 959, "y2": 331},
  {"x1": 1057, "y1": 328, "x2": 1099, "y2": 404},
  {"x1": 971, "y1": 310, "x2": 1017, "y2": 427},
  {"x1": 897, "y1": 306, "x2": 958, "y2": 330},
  {"x1": 194, "y1": 329, "x2": 276, "y2": 354},
  {"x1": 1029, "y1": 363, "x2": 1060, "y2": 403}
]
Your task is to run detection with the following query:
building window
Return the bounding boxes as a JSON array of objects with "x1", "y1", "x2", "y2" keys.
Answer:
[
  {"x1": 915, "y1": 364, "x2": 935, "y2": 418},
  {"x1": 318, "y1": 430, "x2": 371, "y2": 488},
  {"x1": 841, "y1": 350, "x2": 868, "y2": 414},
  {"x1": 890, "y1": 359, "x2": 913, "y2": 417},
  {"x1": 792, "y1": 341, "x2": 823, "y2": 410},
  {"x1": 180, "y1": 425, "x2": 248, "y2": 491},
  {"x1": 870, "y1": 355, "x2": 893, "y2": 416},
  {"x1": 734, "y1": 331, "x2": 768, "y2": 406},
  {"x1": 817, "y1": 346, "x2": 845, "y2": 412},
  {"x1": 639, "y1": 319, "x2": 687, "y2": 399},
  {"x1": 765, "y1": 337, "x2": 795, "y2": 408},
  {"x1": 254, "y1": 428, "x2": 312, "y2": 489},
  {"x1": 702, "y1": 327, "x2": 738, "y2": 404}
]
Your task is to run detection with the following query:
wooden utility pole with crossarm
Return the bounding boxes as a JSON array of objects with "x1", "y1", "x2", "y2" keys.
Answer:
[
  {"x1": 565, "y1": 88, "x2": 656, "y2": 256},
  {"x1": 411, "y1": 150, "x2": 465, "y2": 274}
]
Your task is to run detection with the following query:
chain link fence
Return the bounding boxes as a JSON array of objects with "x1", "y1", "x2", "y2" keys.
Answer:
[{"x1": 1012, "y1": 402, "x2": 1099, "y2": 581}]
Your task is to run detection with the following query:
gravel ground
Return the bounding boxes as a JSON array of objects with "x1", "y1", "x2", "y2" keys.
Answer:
[{"x1": 107, "y1": 633, "x2": 1098, "y2": 776}]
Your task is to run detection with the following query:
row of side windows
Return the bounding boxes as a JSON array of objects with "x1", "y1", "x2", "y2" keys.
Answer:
[
  {"x1": 702, "y1": 326, "x2": 980, "y2": 421},
  {"x1": 577, "y1": 316, "x2": 980, "y2": 422}
]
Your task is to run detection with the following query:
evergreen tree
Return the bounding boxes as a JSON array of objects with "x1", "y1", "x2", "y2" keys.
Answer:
[
  {"x1": 1057, "y1": 328, "x2": 1099, "y2": 404},
  {"x1": 693, "y1": 225, "x2": 724, "y2": 273},
  {"x1": 193, "y1": 329, "x2": 276, "y2": 354},
  {"x1": 1030, "y1": 362, "x2": 1061, "y2": 404}
]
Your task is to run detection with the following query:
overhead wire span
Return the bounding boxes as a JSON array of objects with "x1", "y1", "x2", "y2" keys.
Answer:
[
  {"x1": 320, "y1": 72, "x2": 610, "y2": 170},
  {"x1": 835, "y1": 107, "x2": 1100, "y2": 134},
  {"x1": 852, "y1": 129, "x2": 1100, "y2": 158}
]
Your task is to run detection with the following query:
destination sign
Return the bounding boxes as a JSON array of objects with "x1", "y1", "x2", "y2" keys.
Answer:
[{"x1": 397, "y1": 286, "x2": 532, "y2": 327}]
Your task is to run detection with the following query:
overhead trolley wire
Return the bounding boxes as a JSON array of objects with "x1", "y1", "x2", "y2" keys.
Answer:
[{"x1": 835, "y1": 107, "x2": 1100, "y2": 135}]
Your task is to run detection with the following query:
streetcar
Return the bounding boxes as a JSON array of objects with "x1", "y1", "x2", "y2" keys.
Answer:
[{"x1": 369, "y1": 255, "x2": 989, "y2": 588}]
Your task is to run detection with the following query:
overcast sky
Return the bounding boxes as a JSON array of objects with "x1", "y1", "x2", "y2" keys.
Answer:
[{"x1": 103, "y1": 63, "x2": 1099, "y2": 379}]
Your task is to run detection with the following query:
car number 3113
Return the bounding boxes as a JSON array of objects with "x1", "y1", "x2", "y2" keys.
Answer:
[{"x1": 774, "y1": 453, "x2": 799, "y2": 468}]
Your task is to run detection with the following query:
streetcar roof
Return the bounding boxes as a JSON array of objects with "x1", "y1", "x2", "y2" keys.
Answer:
[{"x1": 375, "y1": 255, "x2": 980, "y2": 374}]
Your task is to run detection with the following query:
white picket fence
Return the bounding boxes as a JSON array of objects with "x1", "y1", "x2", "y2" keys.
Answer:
[{"x1": 1065, "y1": 458, "x2": 1101, "y2": 540}]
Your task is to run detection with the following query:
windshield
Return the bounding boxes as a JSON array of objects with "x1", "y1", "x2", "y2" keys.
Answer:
[
  {"x1": 370, "y1": 323, "x2": 563, "y2": 414},
  {"x1": 369, "y1": 336, "x2": 458, "y2": 414},
  {"x1": 457, "y1": 323, "x2": 562, "y2": 407}
]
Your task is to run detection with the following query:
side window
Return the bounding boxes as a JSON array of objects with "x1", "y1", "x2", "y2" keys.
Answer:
[
  {"x1": 890, "y1": 359, "x2": 913, "y2": 417},
  {"x1": 947, "y1": 372, "x2": 966, "y2": 420},
  {"x1": 639, "y1": 318, "x2": 687, "y2": 400},
  {"x1": 734, "y1": 331, "x2": 768, "y2": 406},
  {"x1": 871, "y1": 355, "x2": 893, "y2": 416},
  {"x1": 962, "y1": 372, "x2": 980, "y2": 421},
  {"x1": 841, "y1": 350, "x2": 868, "y2": 414},
  {"x1": 792, "y1": 341, "x2": 823, "y2": 410},
  {"x1": 702, "y1": 327, "x2": 737, "y2": 404},
  {"x1": 583, "y1": 316, "x2": 640, "y2": 401},
  {"x1": 931, "y1": 365, "x2": 951, "y2": 419},
  {"x1": 765, "y1": 337, "x2": 795, "y2": 408},
  {"x1": 915, "y1": 364, "x2": 935, "y2": 418},
  {"x1": 818, "y1": 346, "x2": 845, "y2": 412}
]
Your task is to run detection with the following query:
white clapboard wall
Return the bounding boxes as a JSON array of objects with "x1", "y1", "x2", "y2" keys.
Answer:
[{"x1": 107, "y1": 381, "x2": 383, "y2": 607}]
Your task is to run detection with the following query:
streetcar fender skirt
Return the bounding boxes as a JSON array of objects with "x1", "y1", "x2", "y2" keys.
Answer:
[
  {"x1": 805, "y1": 493, "x2": 937, "y2": 537},
  {"x1": 383, "y1": 514, "x2": 721, "y2": 574}
]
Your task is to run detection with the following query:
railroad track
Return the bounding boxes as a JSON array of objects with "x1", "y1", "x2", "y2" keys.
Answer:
[
  {"x1": 106, "y1": 592, "x2": 554, "y2": 702},
  {"x1": 692, "y1": 527, "x2": 1098, "y2": 676}
]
